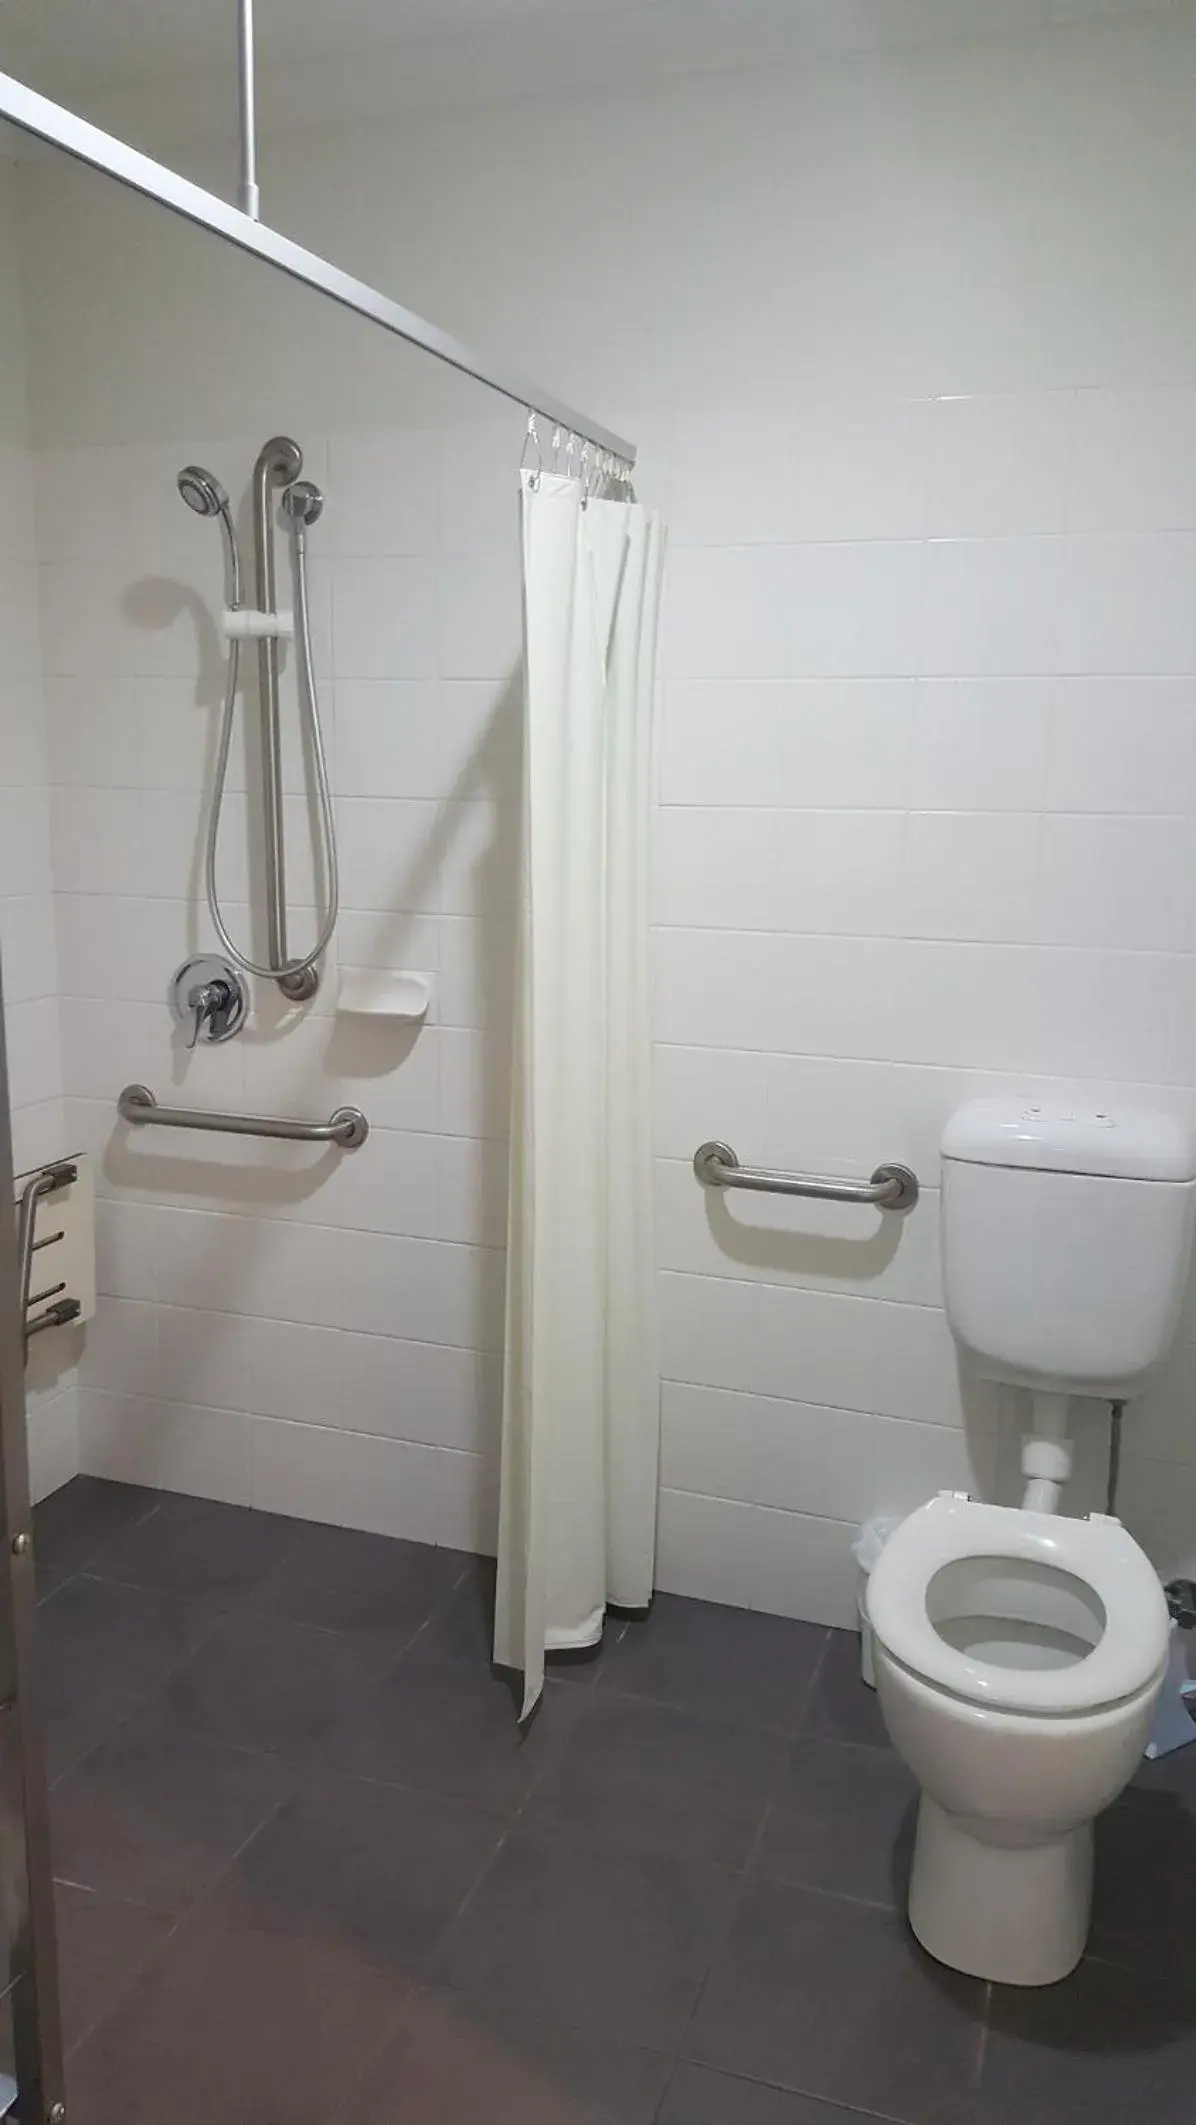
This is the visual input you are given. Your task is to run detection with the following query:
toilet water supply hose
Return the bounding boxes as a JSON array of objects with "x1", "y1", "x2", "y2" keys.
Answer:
[{"x1": 1106, "y1": 1400, "x2": 1123, "y2": 1515}]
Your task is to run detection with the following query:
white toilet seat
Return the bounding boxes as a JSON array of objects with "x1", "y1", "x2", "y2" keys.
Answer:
[{"x1": 867, "y1": 1494, "x2": 1169, "y2": 1719}]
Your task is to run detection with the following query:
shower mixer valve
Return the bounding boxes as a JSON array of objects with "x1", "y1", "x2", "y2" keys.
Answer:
[{"x1": 170, "y1": 955, "x2": 249, "y2": 1047}]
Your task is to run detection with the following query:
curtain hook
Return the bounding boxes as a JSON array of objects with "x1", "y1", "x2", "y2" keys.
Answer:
[
  {"x1": 520, "y1": 410, "x2": 543, "y2": 488},
  {"x1": 551, "y1": 425, "x2": 563, "y2": 473}
]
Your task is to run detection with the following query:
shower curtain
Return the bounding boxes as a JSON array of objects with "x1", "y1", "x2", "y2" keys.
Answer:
[{"x1": 494, "y1": 468, "x2": 665, "y2": 1717}]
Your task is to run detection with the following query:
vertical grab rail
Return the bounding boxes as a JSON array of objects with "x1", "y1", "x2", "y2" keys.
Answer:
[
  {"x1": 0, "y1": 997, "x2": 66, "y2": 2120},
  {"x1": 250, "y1": 436, "x2": 312, "y2": 1001}
]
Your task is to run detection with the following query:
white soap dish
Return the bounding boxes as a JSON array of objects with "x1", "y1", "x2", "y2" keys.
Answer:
[{"x1": 336, "y1": 969, "x2": 431, "y2": 1021}]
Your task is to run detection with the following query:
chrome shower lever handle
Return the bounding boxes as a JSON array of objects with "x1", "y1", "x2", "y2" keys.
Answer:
[
  {"x1": 170, "y1": 955, "x2": 249, "y2": 1047},
  {"x1": 186, "y1": 980, "x2": 229, "y2": 1047},
  {"x1": 186, "y1": 981, "x2": 213, "y2": 1047}
]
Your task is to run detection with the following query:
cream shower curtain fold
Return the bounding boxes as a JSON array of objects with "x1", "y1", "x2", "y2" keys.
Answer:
[{"x1": 494, "y1": 469, "x2": 665, "y2": 1718}]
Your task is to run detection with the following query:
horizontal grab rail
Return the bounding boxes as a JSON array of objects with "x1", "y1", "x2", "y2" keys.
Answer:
[
  {"x1": 693, "y1": 1140, "x2": 918, "y2": 1212},
  {"x1": 118, "y1": 1083, "x2": 369, "y2": 1150},
  {"x1": 26, "y1": 1298, "x2": 81, "y2": 1339},
  {"x1": 16, "y1": 1158, "x2": 79, "y2": 1357}
]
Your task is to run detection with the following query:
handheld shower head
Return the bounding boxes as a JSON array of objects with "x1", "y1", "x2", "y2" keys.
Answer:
[
  {"x1": 282, "y1": 479, "x2": 324, "y2": 529},
  {"x1": 177, "y1": 465, "x2": 230, "y2": 519},
  {"x1": 177, "y1": 464, "x2": 242, "y2": 604}
]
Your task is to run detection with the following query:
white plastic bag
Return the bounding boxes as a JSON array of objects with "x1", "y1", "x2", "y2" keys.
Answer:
[{"x1": 853, "y1": 1516, "x2": 899, "y2": 1688}]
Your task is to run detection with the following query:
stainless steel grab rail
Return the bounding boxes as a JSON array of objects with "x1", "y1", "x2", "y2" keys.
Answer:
[
  {"x1": 118, "y1": 1084, "x2": 369, "y2": 1149},
  {"x1": 15, "y1": 1160, "x2": 81, "y2": 1353},
  {"x1": 693, "y1": 1140, "x2": 919, "y2": 1211},
  {"x1": 252, "y1": 435, "x2": 303, "y2": 997}
]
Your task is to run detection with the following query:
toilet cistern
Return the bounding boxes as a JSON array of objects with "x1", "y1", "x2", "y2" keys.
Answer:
[{"x1": 940, "y1": 1098, "x2": 1196, "y2": 1434}]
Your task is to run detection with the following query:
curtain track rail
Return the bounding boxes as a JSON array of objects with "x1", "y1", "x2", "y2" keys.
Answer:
[{"x1": 0, "y1": 68, "x2": 636, "y2": 465}]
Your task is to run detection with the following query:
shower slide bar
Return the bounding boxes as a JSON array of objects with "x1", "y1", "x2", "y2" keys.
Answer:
[
  {"x1": 118, "y1": 1084, "x2": 369, "y2": 1150},
  {"x1": 694, "y1": 1141, "x2": 919, "y2": 1212}
]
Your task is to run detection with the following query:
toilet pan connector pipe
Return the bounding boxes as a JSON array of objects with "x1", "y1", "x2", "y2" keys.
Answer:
[
  {"x1": 1023, "y1": 1435, "x2": 1074, "y2": 1483},
  {"x1": 1021, "y1": 1399, "x2": 1074, "y2": 1515},
  {"x1": 1023, "y1": 1475, "x2": 1064, "y2": 1513}
]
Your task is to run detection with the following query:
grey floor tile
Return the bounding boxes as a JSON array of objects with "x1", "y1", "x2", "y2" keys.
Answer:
[
  {"x1": 752, "y1": 1736, "x2": 917, "y2": 1907},
  {"x1": 38, "y1": 1576, "x2": 213, "y2": 1735},
  {"x1": 339, "y1": 1987, "x2": 672, "y2": 2124},
  {"x1": 65, "y1": 1913, "x2": 403, "y2": 2125},
  {"x1": 43, "y1": 1699, "x2": 125, "y2": 1787},
  {"x1": 801, "y1": 1631, "x2": 891, "y2": 1749},
  {"x1": 39, "y1": 1486, "x2": 1192, "y2": 2122},
  {"x1": 415, "y1": 1554, "x2": 504, "y2": 1666},
  {"x1": 51, "y1": 1706, "x2": 296, "y2": 1914},
  {"x1": 206, "y1": 1771, "x2": 505, "y2": 1976},
  {"x1": 685, "y1": 1878, "x2": 986, "y2": 2125},
  {"x1": 152, "y1": 1611, "x2": 391, "y2": 1757},
  {"x1": 661, "y1": 2062, "x2": 870, "y2": 2125},
  {"x1": 33, "y1": 1477, "x2": 160, "y2": 1578},
  {"x1": 598, "y1": 1594, "x2": 827, "y2": 1733},
  {"x1": 244, "y1": 1520, "x2": 468, "y2": 1649},
  {"x1": 317, "y1": 1649, "x2": 588, "y2": 1812},
  {"x1": 86, "y1": 1492, "x2": 301, "y2": 1610},
  {"x1": 525, "y1": 1693, "x2": 788, "y2": 1866},
  {"x1": 1128, "y1": 1740, "x2": 1196, "y2": 1814},
  {"x1": 979, "y1": 1953, "x2": 1196, "y2": 2124},
  {"x1": 55, "y1": 1883, "x2": 173, "y2": 2051},
  {"x1": 434, "y1": 1826, "x2": 740, "y2": 2051},
  {"x1": 1089, "y1": 1795, "x2": 1196, "y2": 1977}
]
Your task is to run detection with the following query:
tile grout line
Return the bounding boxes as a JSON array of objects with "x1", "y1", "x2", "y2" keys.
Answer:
[
  {"x1": 420, "y1": 1650, "x2": 610, "y2": 1980},
  {"x1": 737, "y1": 1632, "x2": 834, "y2": 1880},
  {"x1": 36, "y1": 1483, "x2": 165, "y2": 1586},
  {"x1": 63, "y1": 1571, "x2": 520, "y2": 2075},
  {"x1": 59, "y1": 1755, "x2": 296, "y2": 2065}
]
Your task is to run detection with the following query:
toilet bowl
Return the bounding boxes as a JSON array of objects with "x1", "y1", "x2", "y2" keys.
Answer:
[{"x1": 867, "y1": 1493, "x2": 1169, "y2": 1987}]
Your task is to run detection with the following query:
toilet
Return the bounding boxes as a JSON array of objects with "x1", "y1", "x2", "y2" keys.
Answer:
[{"x1": 866, "y1": 1098, "x2": 1196, "y2": 1987}]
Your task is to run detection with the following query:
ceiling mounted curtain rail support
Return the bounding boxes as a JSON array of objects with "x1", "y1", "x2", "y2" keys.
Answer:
[
  {"x1": 0, "y1": 68, "x2": 635, "y2": 463},
  {"x1": 237, "y1": 0, "x2": 260, "y2": 220}
]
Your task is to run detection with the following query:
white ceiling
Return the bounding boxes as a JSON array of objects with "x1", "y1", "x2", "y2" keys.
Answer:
[{"x1": 0, "y1": 0, "x2": 1183, "y2": 128}]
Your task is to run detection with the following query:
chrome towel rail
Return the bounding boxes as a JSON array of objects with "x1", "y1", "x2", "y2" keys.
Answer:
[
  {"x1": 118, "y1": 1084, "x2": 369, "y2": 1149},
  {"x1": 694, "y1": 1140, "x2": 919, "y2": 1211}
]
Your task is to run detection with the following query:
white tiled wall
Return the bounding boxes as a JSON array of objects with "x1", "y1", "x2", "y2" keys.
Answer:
[
  {"x1": 653, "y1": 384, "x2": 1196, "y2": 1619},
  {"x1": 0, "y1": 160, "x2": 77, "y2": 1500},
  {"x1": 12, "y1": 6, "x2": 1196, "y2": 1620},
  {"x1": 35, "y1": 421, "x2": 516, "y2": 1550},
  {"x1": 33, "y1": 384, "x2": 1196, "y2": 1624}
]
